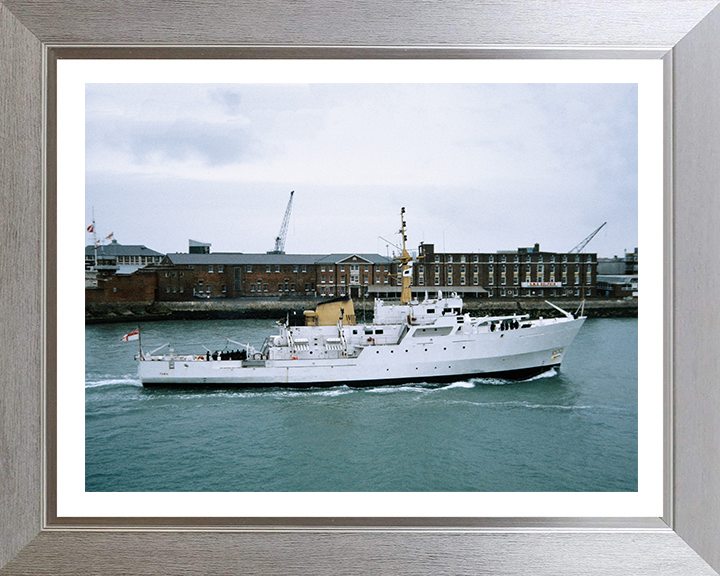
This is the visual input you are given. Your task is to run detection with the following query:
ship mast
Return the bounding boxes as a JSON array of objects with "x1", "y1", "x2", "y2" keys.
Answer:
[{"x1": 397, "y1": 207, "x2": 413, "y2": 304}]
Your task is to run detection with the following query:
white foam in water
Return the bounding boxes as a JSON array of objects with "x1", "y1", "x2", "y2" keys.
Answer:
[
  {"x1": 524, "y1": 367, "x2": 559, "y2": 381},
  {"x1": 85, "y1": 377, "x2": 142, "y2": 389},
  {"x1": 472, "y1": 367, "x2": 559, "y2": 387},
  {"x1": 446, "y1": 399, "x2": 594, "y2": 411},
  {"x1": 437, "y1": 380, "x2": 475, "y2": 390}
]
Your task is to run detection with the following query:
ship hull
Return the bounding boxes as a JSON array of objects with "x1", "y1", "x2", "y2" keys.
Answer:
[
  {"x1": 140, "y1": 363, "x2": 560, "y2": 389},
  {"x1": 138, "y1": 317, "x2": 584, "y2": 388}
]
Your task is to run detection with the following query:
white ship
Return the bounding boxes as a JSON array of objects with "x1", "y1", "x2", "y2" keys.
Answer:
[{"x1": 137, "y1": 209, "x2": 586, "y2": 388}]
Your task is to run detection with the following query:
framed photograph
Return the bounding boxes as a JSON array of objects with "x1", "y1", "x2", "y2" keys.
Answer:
[{"x1": 2, "y1": 1, "x2": 720, "y2": 574}]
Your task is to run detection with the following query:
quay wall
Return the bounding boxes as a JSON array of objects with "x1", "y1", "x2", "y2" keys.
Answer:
[{"x1": 86, "y1": 298, "x2": 638, "y2": 324}]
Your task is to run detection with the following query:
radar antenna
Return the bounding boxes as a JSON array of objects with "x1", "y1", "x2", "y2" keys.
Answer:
[
  {"x1": 569, "y1": 222, "x2": 606, "y2": 253},
  {"x1": 268, "y1": 190, "x2": 294, "y2": 254}
]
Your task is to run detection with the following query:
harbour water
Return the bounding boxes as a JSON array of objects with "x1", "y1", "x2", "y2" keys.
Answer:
[{"x1": 85, "y1": 317, "x2": 637, "y2": 492}]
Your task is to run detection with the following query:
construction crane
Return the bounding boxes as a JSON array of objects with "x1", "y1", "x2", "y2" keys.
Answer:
[
  {"x1": 268, "y1": 190, "x2": 294, "y2": 254},
  {"x1": 569, "y1": 222, "x2": 607, "y2": 253}
]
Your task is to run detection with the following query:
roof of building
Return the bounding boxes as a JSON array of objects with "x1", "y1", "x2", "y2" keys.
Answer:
[
  {"x1": 189, "y1": 239, "x2": 211, "y2": 247},
  {"x1": 164, "y1": 253, "x2": 327, "y2": 266},
  {"x1": 314, "y1": 253, "x2": 394, "y2": 265},
  {"x1": 85, "y1": 240, "x2": 163, "y2": 257},
  {"x1": 597, "y1": 275, "x2": 638, "y2": 284}
]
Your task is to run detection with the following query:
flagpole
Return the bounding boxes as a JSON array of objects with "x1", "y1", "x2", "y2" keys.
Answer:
[
  {"x1": 91, "y1": 207, "x2": 97, "y2": 269},
  {"x1": 137, "y1": 325, "x2": 142, "y2": 360}
]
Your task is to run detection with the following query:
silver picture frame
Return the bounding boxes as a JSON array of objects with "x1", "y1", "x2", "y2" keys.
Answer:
[{"x1": 2, "y1": 1, "x2": 719, "y2": 574}]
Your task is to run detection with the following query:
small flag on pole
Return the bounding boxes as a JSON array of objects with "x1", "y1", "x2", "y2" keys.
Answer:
[
  {"x1": 86, "y1": 224, "x2": 94, "y2": 233},
  {"x1": 120, "y1": 328, "x2": 139, "y2": 342},
  {"x1": 105, "y1": 232, "x2": 114, "y2": 240}
]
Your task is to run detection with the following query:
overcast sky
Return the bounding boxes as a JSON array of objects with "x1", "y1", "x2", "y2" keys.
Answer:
[{"x1": 86, "y1": 82, "x2": 638, "y2": 258}]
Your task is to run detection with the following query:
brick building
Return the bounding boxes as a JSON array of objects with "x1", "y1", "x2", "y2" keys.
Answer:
[
  {"x1": 414, "y1": 242, "x2": 598, "y2": 299},
  {"x1": 86, "y1": 239, "x2": 603, "y2": 304},
  {"x1": 315, "y1": 254, "x2": 397, "y2": 299},
  {"x1": 158, "y1": 253, "x2": 321, "y2": 300},
  {"x1": 85, "y1": 268, "x2": 157, "y2": 304}
]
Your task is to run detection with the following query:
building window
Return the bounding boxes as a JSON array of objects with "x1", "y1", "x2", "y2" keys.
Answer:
[
  {"x1": 514, "y1": 276, "x2": 519, "y2": 285},
  {"x1": 266, "y1": 265, "x2": 271, "y2": 273},
  {"x1": 563, "y1": 255, "x2": 568, "y2": 263},
  {"x1": 473, "y1": 276, "x2": 478, "y2": 285},
  {"x1": 501, "y1": 275, "x2": 506, "y2": 285},
  {"x1": 514, "y1": 255, "x2": 519, "y2": 263},
  {"x1": 586, "y1": 288, "x2": 592, "y2": 296},
  {"x1": 251, "y1": 285, "x2": 256, "y2": 292},
  {"x1": 435, "y1": 256, "x2": 440, "y2": 263},
  {"x1": 435, "y1": 277, "x2": 440, "y2": 286},
  {"x1": 489, "y1": 275, "x2": 494, "y2": 284},
  {"x1": 321, "y1": 287, "x2": 326, "y2": 296},
  {"x1": 278, "y1": 283, "x2": 283, "y2": 292},
  {"x1": 198, "y1": 280, "x2": 204, "y2": 288},
  {"x1": 302, "y1": 265, "x2": 307, "y2": 273},
  {"x1": 501, "y1": 288, "x2": 506, "y2": 296},
  {"x1": 263, "y1": 284, "x2": 268, "y2": 292},
  {"x1": 384, "y1": 277, "x2": 388, "y2": 284},
  {"x1": 222, "y1": 284, "x2": 226, "y2": 293},
  {"x1": 321, "y1": 276, "x2": 325, "y2": 284},
  {"x1": 501, "y1": 255, "x2": 506, "y2": 263},
  {"x1": 218, "y1": 265, "x2": 223, "y2": 273},
  {"x1": 341, "y1": 276, "x2": 346, "y2": 284},
  {"x1": 321, "y1": 265, "x2": 326, "y2": 272},
  {"x1": 562, "y1": 275, "x2": 567, "y2": 284},
  {"x1": 551, "y1": 255, "x2": 556, "y2": 263},
  {"x1": 488, "y1": 288, "x2": 494, "y2": 297},
  {"x1": 460, "y1": 276, "x2": 466, "y2": 285},
  {"x1": 489, "y1": 255, "x2": 494, "y2": 263},
  {"x1": 448, "y1": 255, "x2": 453, "y2": 263},
  {"x1": 166, "y1": 287, "x2": 170, "y2": 293},
  {"x1": 291, "y1": 283, "x2": 295, "y2": 292},
  {"x1": 293, "y1": 265, "x2": 298, "y2": 273},
  {"x1": 208, "y1": 265, "x2": 213, "y2": 273},
  {"x1": 419, "y1": 277, "x2": 424, "y2": 285},
  {"x1": 276, "y1": 265, "x2": 280, "y2": 273},
  {"x1": 205, "y1": 286, "x2": 210, "y2": 294},
  {"x1": 328, "y1": 266, "x2": 333, "y2": 272},
  {"x1": 179, "y1": 287, "x2": 184, "y2": 293},
  {"x1": 247, "y1": 265, "x2": 252, "y2": 273}
]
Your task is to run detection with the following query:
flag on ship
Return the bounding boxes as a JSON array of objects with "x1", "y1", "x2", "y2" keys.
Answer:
[
  {"x1": 86, "y1": 224, "x2": 94, "y2": 233},
  {"x1": 120, "y1": 328, "x2": 139, "y2": 342},
  {"x1": 105, "y1": 232, "x2": 114, "y2": 240}
]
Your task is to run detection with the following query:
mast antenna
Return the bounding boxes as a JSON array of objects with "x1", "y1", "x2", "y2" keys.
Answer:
[{"x1": 268, "y1": 190, "x2": 294, "y2": 254}]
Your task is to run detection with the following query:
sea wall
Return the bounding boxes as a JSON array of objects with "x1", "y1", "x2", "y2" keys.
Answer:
[{"x1": 85, "y1": 298, "x2": 637, "y2": 324}]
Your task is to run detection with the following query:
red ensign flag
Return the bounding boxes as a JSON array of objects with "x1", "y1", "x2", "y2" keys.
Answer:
[{"x1": 120, "y1": 328, "x2": 139, "y2": 342}]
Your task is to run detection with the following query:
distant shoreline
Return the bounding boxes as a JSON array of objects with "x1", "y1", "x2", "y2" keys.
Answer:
[{"x1": 85, "y1": 298, "x2": 638, "y2": 324}]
